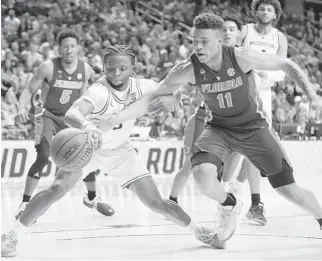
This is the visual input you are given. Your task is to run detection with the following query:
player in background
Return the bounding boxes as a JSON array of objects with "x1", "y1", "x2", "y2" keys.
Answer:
[
  {"x1": 14, "y1": 29, "x2": 114, "y2": 220},
  {"x1": 221, "y1": 0, "x2": 288, "y2": 225},
  {"x1": 168, "y1": 14, "x2": 243, "y2": 204},
  {"x1": 2, "y1": 45, "x2": 224, "y2": 258}
]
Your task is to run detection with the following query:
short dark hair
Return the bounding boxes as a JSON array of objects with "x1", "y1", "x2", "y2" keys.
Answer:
[
  {"x1": 193, "y1": 13, "x2": 224, "y2": 30},
  {"x1": 56, "y1": 29, "x2": 80, "y2": 45},
  {"x1": 251, "y1": 0, "x2": 283, "y2": 23},
  {"x1": 222, "y1": 14, "x2": 243, "y2": 31},
  {"x1": 103, "y1": 44, "x2": 136, "y2": 66}
]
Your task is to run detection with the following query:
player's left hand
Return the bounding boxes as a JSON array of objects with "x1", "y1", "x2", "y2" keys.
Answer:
[
  {"x1": 84, "y1": 123, "x2": 102, "y2": 150},
  {"x1": 148, "y1": 95, "x2": 179, "y2": 117}
]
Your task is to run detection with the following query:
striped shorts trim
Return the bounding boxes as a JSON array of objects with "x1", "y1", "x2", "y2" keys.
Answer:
[{"x1": 120, "y1": 173, "x2": 152, "y2": 189}]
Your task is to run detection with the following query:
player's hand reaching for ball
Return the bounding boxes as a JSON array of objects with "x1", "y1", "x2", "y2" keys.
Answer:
[
  {"x1": 148, "y1": 94, "x2": 181, "y2": 117},
  {"x1": 84, "y1": 123, "x2": 102, "y2": 151}
]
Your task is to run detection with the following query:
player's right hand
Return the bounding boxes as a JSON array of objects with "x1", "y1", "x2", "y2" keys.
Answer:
[
  {"x1": 15, "y1": 107, "x2": 29, "y2": 124},
  {"x1": 84, "y1": 123, "x2": 102, "y2": 151}
]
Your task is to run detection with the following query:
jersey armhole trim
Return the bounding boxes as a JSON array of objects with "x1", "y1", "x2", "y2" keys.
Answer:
[{"x1": 228, "y1": 47, "x2": 245, "y2": 75}]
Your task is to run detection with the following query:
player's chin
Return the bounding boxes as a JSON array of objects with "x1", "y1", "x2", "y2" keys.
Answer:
[
  {"x1": 65, "y1": 57, "x2": 75, "y2": 64},
  {"x1": 197, "y1": 54, "x2": 208, "y2": 62},
  {"x1": 109, "y1": 80, "x2": 124, "y2": 89},
  {"x1": 259, "y1": 17, "x2": 273, "y2": 24}
]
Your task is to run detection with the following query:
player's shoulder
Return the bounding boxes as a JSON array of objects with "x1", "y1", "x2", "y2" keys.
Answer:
[
  {"x1": 83, "y1": 61, "x2": 93, "y2": 72},
  {"x1": 277, "y1": 30, "x2": 287, "y2": 44},
  {"x1": 83, "y1": 62, "x2": 94, "y2": 80},
  {"x1": 36, "y1": 59, "x2": 54, "y2": 78},
  {"x1": 133, "y1": 77, "x2": 158, "y2": 94},
  {"x1": 89, "y1": 76, "x2": 110, "y2": 93},
  {"x1": 134, "y1": 77, "x2": 158, "y2": 88}
]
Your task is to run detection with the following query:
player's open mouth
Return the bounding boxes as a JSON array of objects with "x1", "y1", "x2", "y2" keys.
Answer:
[
  {"x1": 114, "y1": 80, "x2": 123, "y2": 85},
  {"x1": 197, "y1": 53, "x2": 206, "y2": 58}
]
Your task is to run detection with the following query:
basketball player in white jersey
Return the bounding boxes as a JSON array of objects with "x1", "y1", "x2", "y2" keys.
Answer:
[
  {"x1": 221, "y1": 0, "x2": 288, "y2": 225},
  {"x1": 2, "y1": 45, "x2": 224, "y2": 258}
]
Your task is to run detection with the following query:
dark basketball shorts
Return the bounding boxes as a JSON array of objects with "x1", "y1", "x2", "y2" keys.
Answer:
[
  {"x1": 183, "y1": 114, "x2": 205, "y2": 155},
  {"x1": 191, "y1": 125, "x2": 292, "y2": 178},
  {"x1": 34, "y1": 109, "x2": 67, "y2": 147}
]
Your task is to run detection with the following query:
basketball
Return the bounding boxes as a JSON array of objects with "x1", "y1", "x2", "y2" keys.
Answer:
[{"x1": 50, "y1": 128, "x2": 94, "y2": 172}]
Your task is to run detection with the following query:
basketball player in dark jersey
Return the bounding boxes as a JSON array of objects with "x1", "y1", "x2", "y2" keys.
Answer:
[
  {"x1": 15, "y1": 29, "x2": 114, "y2": 220},
  {"x1": 148, "y1": 13, "x2": 322, "y2": 242},
  {"x1": 168, "y1": 15, "x2": 243, "y2": 204}
]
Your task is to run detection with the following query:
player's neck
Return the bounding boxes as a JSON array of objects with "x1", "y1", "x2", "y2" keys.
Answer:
[
  {"x1": 255, "y1": 23, "x2": 273, "y2": 35},
  {"x1": 205, "y1": 46, "x2": 223, "y2": 72},
  {"x1": 61, "y1": 58, "x2": 78, "y2": 73}
]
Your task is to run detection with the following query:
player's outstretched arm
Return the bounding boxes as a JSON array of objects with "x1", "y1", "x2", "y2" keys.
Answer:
[
  {"x1": 150, "y1": 59, "x2": 195, "y2": 99},
  {"x1": 65, "y1": 98, "x2": 94, "y2": 129},
  {"x1": 235, "y1": 47, "x2": 319, "y2": 102},
  {"x1": 65, "y1": 83, "x2": 107, "y2": 149},
  {"x1": 99, "y1": 87, "x2": 184, "y2": 128},
  {"x1": 16, "y1": 61, "x2": 51, "y2": 123}
]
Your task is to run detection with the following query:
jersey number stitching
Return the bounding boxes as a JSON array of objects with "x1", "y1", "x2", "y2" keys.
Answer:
[
  {"x1": 59, "y1": 90, "x2": 72, "y2": 104},
  {"x1": 217, "y1": 92, "x2": 233, "y2": 109}
]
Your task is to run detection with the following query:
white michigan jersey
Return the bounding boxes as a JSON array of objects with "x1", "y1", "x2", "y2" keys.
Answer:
[
  {"x1": 81, "y1": 76, "x2": 157, "y2": 188},
  {"x1": 242, "y1": 23, "x2": 283, "y2": 122},
  {"x1": 83, "y1": 76, "x2": 157, "y2": 149}
]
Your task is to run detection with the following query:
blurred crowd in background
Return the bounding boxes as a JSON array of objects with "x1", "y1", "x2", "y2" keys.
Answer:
[{"x1": 2, "y1": 0, "x2": 322, "y2": 140}]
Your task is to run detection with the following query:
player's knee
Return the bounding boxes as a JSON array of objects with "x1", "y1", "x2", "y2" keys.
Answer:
[
  {"x1": 34, "y1": 138, "x2": 51, "y2": 168},
  {"x1": 268, "y1": 161, "x2": 295, "y2": 189},
  {"x1": 191, "y1": 165, "x2": 204, "y2": 183}
]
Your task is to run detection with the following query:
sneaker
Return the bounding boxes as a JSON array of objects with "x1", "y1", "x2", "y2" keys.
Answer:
[
  {"x1": 194, "y1": 226, "x2": 226, "y2": 249},
  {"x1": 83, "y1": 195, "x2": 114, "y2": 216},
  {"x1": 217, "y1": 199, "x2": 242, "y2": 241},
  {"x1": 246, "y1": 202, "x2": 267, "y2": 225},
  {"x1": 15, "y1": 202, "x2": 27, "y2": 221},
  {"x1": 1, "y1": 231, "x2": 18, "y2": 257}
]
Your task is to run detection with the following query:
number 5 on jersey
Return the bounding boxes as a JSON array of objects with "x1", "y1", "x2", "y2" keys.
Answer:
[
  {"x1": 217, "y1": 92, "x2": 233, "y2": 108},
  {"x1": 59, "y1": 90, "x2": 72, "y2": 104}
]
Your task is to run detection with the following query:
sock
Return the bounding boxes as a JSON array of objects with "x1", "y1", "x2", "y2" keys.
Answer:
[
  {"x1": 186, "y1": 220, "x2": 199, "y2": 234},
  {"x1": 317, "y1": 218, "x2": 322, "y2": 228},
  {"x1": 251, "y1": 193, "x2": 261, "y2": 206},
  {"x1": 221, "y1": 181, "x2": 230, "y2": 192},
  {"x1": 13, "y1": 220, "x2": 27, "y2": 235},
  {"x1": 22, "y1": 194, "x2": 31, "y2": 203},
  {"x1": 88, "y1": 190, "x2": 96, "y2": 201},
  {"x1": 221, "y1": 193, "x2": 237, "y2": 207},
  {"x1": 169, "y1": 196, "x2": 178, "y2": 203}
]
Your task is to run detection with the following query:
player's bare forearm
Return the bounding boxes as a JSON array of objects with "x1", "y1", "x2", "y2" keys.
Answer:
[
  {"x1": 151, "y1": 60, "x2": 195, "y2": 99},
  {"x1": 19, "y1": 77, "x2": 42, "y2": 107},
  {"x1": 111, "y1": 94, "x2": 153, "y2": 125},
  {"x1": 108, "y1": 91, "x2": 182, "y2": 126},
  {"x1": 19, "y1": 62, "x2": 49, "y2": 108},
  {"x1": 282, "y1": 61, "x2": 318, "y2": 101},
  {"x1": 65, "y1": 99, "x2": 94, "y2": 129}
]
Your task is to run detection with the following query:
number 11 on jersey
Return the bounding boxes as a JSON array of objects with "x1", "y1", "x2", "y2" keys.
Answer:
[{"x1": 217, "y1": 92, "x2": 233, "y2": 108}]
